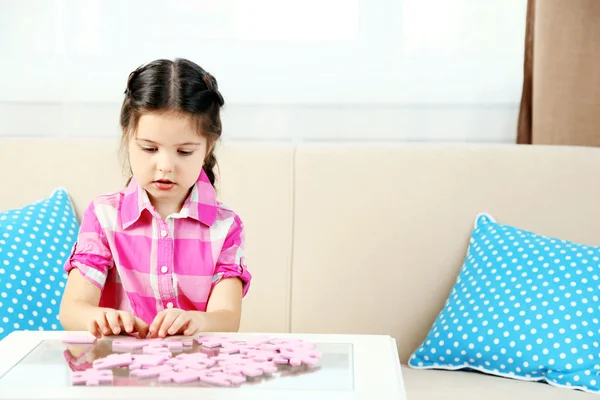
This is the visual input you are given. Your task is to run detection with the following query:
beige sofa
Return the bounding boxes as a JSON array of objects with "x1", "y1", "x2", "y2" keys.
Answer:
[{"x1": 2, "y1": 138, "x2": 599, "y2": 399}]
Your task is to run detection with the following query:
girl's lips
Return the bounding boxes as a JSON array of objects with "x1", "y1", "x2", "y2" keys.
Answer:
[{"x1": 153, "y1": 180, "x2": 175, "y2": 191}]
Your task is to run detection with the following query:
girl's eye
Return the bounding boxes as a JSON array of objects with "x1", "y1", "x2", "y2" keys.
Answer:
[
  {"x1": 141, "y1": 146, "x2": 157, "y2": 153},
  {"x1": 178, "y1": 150, "x2": 194, "y2": 156}
]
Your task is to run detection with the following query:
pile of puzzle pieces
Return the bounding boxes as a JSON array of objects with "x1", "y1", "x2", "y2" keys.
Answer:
[{"x1": 64, "y1": 334, "x2": 322, "y2": 387}]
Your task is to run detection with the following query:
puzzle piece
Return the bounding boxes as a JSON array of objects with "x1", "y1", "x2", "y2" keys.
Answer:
[
  {"x1": 270, "y1": 338, "x2": 313, "y2": 347},
  {"x1": 214, "y1": 353, "x2": 278, "y2": 375},
  {"x1": 93, "y1": 353, "x2": 133, "y2": 369},
  {"x1": 72, "y1": 368, "x2": 113, "y2": 386},
  {"x1": 244, "y1": 336, "x2": 272, "y2": 347},
  {"x1": 279, "y1": 347, "x2": 322, "y2": 367},
  {"x1": 218, "y1": 342, "x2": 259, "y2": 355},
  {"x1": 241, "y1": 362, "x2": 277, "y2": 376},
  {"x1": 142, "y1": 344, "x2": 172, "y2": 356},
  {"x1": 164, "y1": 337, "x2": 194, "y2": 347},
  {"x1": 257, "y1": 343, "x2": 281, "y2": 352},
  {"x1": 112, "y1": 339, "x2": 151, "y2": 351},
  {"x1": 165, "y1": 341, "x2": 184, "y2": 351},
  {"x1": 195, "y1": 335, "x2": 243, "y2": 348},
  {"x1": 214, "y1": 353, "x2": 254, "y2": 363},
  {"x1": 272, "y1": 356, "x2": 289, "y2": 365},
  {"x1": 62, "y1": 333, "x2": 97, "y2": 344},
  {"x1": 158, "y1": 368, "x2": 202, "y2": 384},
  {"x1": 129, "y1": 354, "x2": 170, "y2": 369},
  {"x1": 181, "y1": 338, "x2": 194, "y2": 347},
  {"x1": 245, "y1": 349, "x2": 278, "y2": 362},
  {"x1": 220, "y1": 361, "x2": 276, "y2": 377},
  {"x1": 167, "y1": 354, "x2": 216, "y2": 371},
  {"x1": 130, "y1": 364, "x2": 173, "y2": 378},
  {"x1": 198, "y1": 370, "x2": 247, "y2": 386},
  {"x1": 271, "y1": 338, "x2": 316, "y2": 350}
]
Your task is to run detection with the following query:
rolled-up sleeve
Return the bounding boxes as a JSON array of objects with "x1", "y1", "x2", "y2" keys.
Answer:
[
  {"x1": 64, "y1": 202, "x2": 113, "y2": 290},
  {"x1": 212, "y1": 215, "x2": 252, "y2": 297}
]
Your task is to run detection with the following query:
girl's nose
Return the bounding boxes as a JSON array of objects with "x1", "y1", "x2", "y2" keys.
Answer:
[{"x1": 157, "y1": 153, "x2": 174, "y2": 173}]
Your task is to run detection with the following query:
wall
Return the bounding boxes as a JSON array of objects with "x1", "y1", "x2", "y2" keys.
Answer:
[{"x1": 0, "y1": 0, "x2": 526, "y2": 142}]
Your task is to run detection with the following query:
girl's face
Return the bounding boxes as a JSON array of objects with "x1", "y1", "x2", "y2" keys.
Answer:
[{"x1": 128, "y1": 111, "x2": 209, "y2": 215}]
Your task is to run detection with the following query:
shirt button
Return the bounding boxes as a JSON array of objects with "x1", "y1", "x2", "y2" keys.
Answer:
[
  {"x1": 161, "y1": 265, "x2": 168, "y2": 273},
  {"x1": 166, "y1": 302, "x2": 173, "y2": 309},
  {"x1": 160, "y1": 230, "x2": 167, "y2": 237}
]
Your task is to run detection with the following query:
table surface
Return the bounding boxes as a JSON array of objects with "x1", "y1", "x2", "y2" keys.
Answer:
[{"x1": 0, "y1": 330, "x2": 407, "y2": 400}]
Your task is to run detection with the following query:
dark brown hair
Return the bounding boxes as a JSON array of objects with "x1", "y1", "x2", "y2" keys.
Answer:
[{"x1": 120, "y1": 58, "x2": 225, "y2": 187}]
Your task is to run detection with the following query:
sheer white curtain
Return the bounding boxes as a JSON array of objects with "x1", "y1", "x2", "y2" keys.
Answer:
[{"x1": 0, "y1": 0, "x2": 526, "y2": 141}]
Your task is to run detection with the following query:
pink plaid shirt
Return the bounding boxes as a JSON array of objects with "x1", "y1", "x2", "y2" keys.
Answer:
[{"x1": 64, "y1": 169, "x2": 251, "y2": 325}]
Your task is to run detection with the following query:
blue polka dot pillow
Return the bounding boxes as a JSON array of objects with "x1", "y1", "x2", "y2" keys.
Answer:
[
  {"x1": 409, "y1": 213, "x2": 600, "y2": 393},
  {"x1": 0, "y1": 188, "x2": 79, "y2": 340}
]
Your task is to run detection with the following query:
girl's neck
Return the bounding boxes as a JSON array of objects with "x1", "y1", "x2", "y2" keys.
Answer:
[
  {"x1": 148, "y1": 196, "x2": 186, "y2": 220},
  {"x1": 154, "y1": 203, "x2": 181, "y2": 219}
]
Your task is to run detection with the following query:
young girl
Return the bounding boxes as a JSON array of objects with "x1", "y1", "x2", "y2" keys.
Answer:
[{"x1": 59, "y1": 58, "x2": 251, "y2": 339}]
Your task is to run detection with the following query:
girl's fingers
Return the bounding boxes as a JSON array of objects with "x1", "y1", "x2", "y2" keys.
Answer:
[
  {"x1": 95, "y1": 314, "x2": 111, "y2": 336},
  {"x1": 118, "y1": 311, "x2": 135, "y2": 333},
  {"x1": 183, "y1": 325, "x2": 199, "y2": 336},
  {"x1": 149, "y1": 311, "x2": 166, "y2": 338},
  {"x1": 167, "y1": 313, "x2": 190, "y2": 336},
  {"x1": 133, "y1": 316, "x2": 150, "y2": 338},
  {"x1": 158, "y1": 311, "x2": 179, "y2": 337},
  {"x1": 104, "y1": 310, "x2": 121, "y2": 335},
  {"x1": 87, "y1": 318, "x2": 102, "y2": 338}
]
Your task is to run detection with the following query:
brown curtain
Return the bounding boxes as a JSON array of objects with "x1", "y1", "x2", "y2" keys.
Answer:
[
  {"x1": 516, "y1": 0, "x2": 535, "y2": 144},
  {"x1": 517, "y1": 0, "x2": 600, "y2": 147}
]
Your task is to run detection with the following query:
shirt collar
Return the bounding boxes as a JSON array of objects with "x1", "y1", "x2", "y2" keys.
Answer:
[{"x1": 121, "y1": 169, "x2": 218, "y2": 229}]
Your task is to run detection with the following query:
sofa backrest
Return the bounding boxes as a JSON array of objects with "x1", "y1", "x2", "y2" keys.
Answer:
[
  {"x1": 3, "y1": 139, "x2": 600, "y2": 362},
  {"x1": 291, "y1": 143, "x2": 600, "y2": 362}
]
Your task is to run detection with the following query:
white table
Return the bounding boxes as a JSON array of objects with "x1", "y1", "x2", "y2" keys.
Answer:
[{"x1": 0, "y1": 330, "x2": 407, "y2": 400}]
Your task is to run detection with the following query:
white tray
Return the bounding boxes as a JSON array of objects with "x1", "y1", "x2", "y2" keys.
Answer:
[{"x1": 0, "y1": 331, "x2": 406, "y2": 400}]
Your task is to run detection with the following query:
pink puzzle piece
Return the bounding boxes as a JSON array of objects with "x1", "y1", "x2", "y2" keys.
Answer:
[
  {"x1": 165, "y1": 341, "x2": 184, "y2": 351},
  {"x1": 269, "y1": 338, "x2": 313, "y2": 347},
  {"x1": 218, "y1": 346, "x2": 243, "y2": 354},
  {"x1": 199, "y1": 370, "x2": 247, "y2": 387},
  {"x1": 195, "y1": 335, "x2": 246, "y2": 348},
  {"x1": 72, "y1": 368, "x2": 113, "y2": 386},
  {"x1": 164, "y1": 337, "x2": 194, "y2": 347},
  {"x1": 279, "y1": 347, "x2": 322, "y2": 367},
  {"x1": 273, "y1": 356, "x2": 289, "y2": 365},
  {"x1": 168, "y1": 355, "x2": 216, "y2": 371},
  {"x1": 158, "y1": 368, "x2": 202, "y2": 384},
  {"x1": 112, "y1": 339, "x2": 151, "y2": 351},
  {"x1": 212, "y1": 353, "x2": 242, "y2": 362},
  {"x1": 214, "y1": 353, "x2": 254, "y2": 366},
  {"x1": 257, "y1": 343, "x2": 281, "y2": 352},
  {"x1": 181, "y1": 339, "x2": 194, "y2": 347},
  {"x1": 218, "y1": 343, "x2": 259, "y2": 355},
  {"x1": 129, "y1": 354, "x2": 170, "y2": 369},
  {"x1": 270, "y1": 338, "x2": 316, "y2": 350},
  {"x1": 222, "y1": 361, "x2": 276, "y2": 377},
  {"x1": 244, "y1": 336, "x2": 272, "y2": 347},
  {"x1": 93, "y1": 353, "x2": 133, "y2": 370},
  {"x1": 142, "y1": 344, "x2": 172, "y2": 356},
  {"x1": 245, "y1": 349, "x2": 278, "y2": 362},
  {"x1": 62, "y1": 333, "x2": 97, "y2": 344},
  {"x1": 214, "y1": 353, "x2": 278, "y2": 376},
  {"x1": 195, "y1": 336, "x2": 238, "y2": 348},
  {"x1": 130, "y1": 364, "x2": 173, "y2": 378},
  {"x1": 173, "y1": 352, "x2": 208, "y2": 361}
]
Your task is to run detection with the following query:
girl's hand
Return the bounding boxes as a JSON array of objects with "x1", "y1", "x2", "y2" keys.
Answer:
[
  {"x1": 88, "y1": 308, "x2": 150, "y2": 338},
  {"x1": 149, "y1": 308, "x2": 203, "y2": 338}
]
